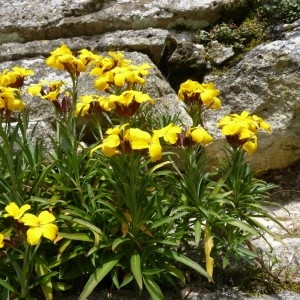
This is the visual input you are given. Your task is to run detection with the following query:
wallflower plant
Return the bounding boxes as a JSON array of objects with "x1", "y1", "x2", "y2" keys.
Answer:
[{"x1": 0, "y1": 44, "x2": 286, "y2": 299}]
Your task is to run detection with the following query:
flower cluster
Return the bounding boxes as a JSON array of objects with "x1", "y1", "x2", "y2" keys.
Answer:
[
  {"x1": 0, "y1": 67, "x2": 33, "y2": 117},
  {"x1": 91, "y1": 123, "x2": 213, "y2": 162},
  {"x1": 75, "y1": 90, "x2": 153, "y2": 118},
  {"x1": 27, "y1": 45, "x2": 153, "y2": 118},
  {"x1": 217, "y1": 110, "x2": 271, "y2": 154},
  {"x1": 2, "y1": 202, "x2": 58, "y2": 246},
  {"x1": 178, "y1": 79, "x2": 221, "y2": 110},
  {"x1": 45, "y1": 44, "x2": 94, "y2": 78}
]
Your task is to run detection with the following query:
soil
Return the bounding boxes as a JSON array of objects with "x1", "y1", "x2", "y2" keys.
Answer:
[{"x1": 257, "y1": 159, "x2": 300, "y2": 203}]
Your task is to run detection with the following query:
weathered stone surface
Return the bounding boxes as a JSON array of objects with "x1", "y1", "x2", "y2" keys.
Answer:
[
  {"x1": 252, "y1": 201, "x2": 300, "y2": 283},
  {"x1": 204, "y1": 31, "x2": 300, "y2": 171},
  {"x1": 207, "y1": 40, "x2": 235, "y2": 65},
  {"x1": 0, "y1": 0, "x2": 230, "y2": 44},
  {"x1": 0, "y1": 28, "x2": 170, "y2": 66}
]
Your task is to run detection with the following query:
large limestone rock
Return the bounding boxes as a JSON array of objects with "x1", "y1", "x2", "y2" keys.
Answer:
[
  {"x1": 0, "y1": 0, "x2": 230, "y2": 44},
  {"x1": 204, "y1": 31, "x2": 300, "y2": 171},
  {"x1": 0, "y1": 28, "x2": 171, "y2": 66}
]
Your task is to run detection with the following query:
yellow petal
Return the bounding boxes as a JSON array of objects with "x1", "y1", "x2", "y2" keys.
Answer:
[
  {"x1": 20, "y1": 213, "x2": 39, "y2": 227},
  {"x1": 103, "y1": 135, "x2": 120, "y2": 148},
  {"x1": 191, "y1": 127, "x2": 213, "y2": 145},
  {"x1": 42, "y1": 224, "x2": 58, "y2": 241},
  {"x1": 27, "y1": 227, "x2": 43, "y2": 245},
  {"x1": 242, "y1": 139, "x2": 257, "y2": 155},
  {"x1": 102, "y1": 146, "x2": 119, "y2": 157},
  {"x1": 4, "y1": 203, "x2": 31, "y2": 219},
  {"x1": 37, "y1": 211, "x2": 56, "y2": 225},
  {"x1": 221, "y1": 123, "x2": 243, "y2": 136},
  {"x1": 149, "y1": 140, "x2": 162, "y2": 162},
  {"x1": 4, "y1": 202, "x2": 20, "y2": 218},
  {"x1": 27, "y1": 84, "x2": 42, "y2": 96}
]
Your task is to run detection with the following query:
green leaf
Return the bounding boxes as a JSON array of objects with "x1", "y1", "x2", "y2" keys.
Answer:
[
  {"x1": 112, "y1": 237, "x2": 131, "y2": 251},
  {"x1": 194, "y1": 220, "x2": 202, "y2": 247},
  {"x1": 221, "y1": 217, "x2": 259, "y2": 236},
  {"x1": 34, "y1": 254, "x2": 54, "y2": 300},
  {"x1": 165, "y1": 265, "x2": 185, "y2": 285},
  {"x1": 142, "y1": 269, "x2": 164, "y2": 276},
  {"x1": 248, "y1": 216, "x2": 287, "y2": 245},
  {"x1": 59, "y1": 215, "x2": 103, "y2": 235},
  {"x1": 78, "y1": 253, "x2": 123, "y2": 300},
  {"x1": 57, "y1": 232, "x2": 93, "y2": 242},
  {"x1": 0, "y1": 278, "x2": 15, "y2": 293},
  {"x1": 131, "y1": 251, "x2": 143, "y2": 291},
  {"x1": 156, "y1": 249, "x2": 211, "y2": 281},
  {"x1": 150, "y1": 211, "x2": 188, "y2": 229},
  {"x1": 143, "y1": 275, "x2": 164, "y2": 300},
  {"x1": 119, "y1": 274, "x2": 134, "y2": 288}
]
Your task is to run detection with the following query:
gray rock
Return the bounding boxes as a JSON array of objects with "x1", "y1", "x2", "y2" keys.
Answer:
[
  {"x1": 0, "y1": 0, "x2": 230, "y2": 44},
  {"x1": 208, "y1": 41, "x2": 235, "y2": 65},
  {"x1": 204, "y1": 31, "x2": 300, "y2": 171},
  {"x1": 0, "y1": 28, "x2": 171, "y2": 66}
]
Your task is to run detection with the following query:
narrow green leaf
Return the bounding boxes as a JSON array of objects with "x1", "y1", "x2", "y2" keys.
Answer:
[
  {"x1": 143, "y1": 275, "x2": 164, "y2": 300},
  {"x1": 221, "y1": 217, "x2": 259, "y2": 236},
  {"x1": 119, "y1": 274, "x2": 134, "y2": 288},
  {"x1": 150, "y1": 211, "x2": 188, "y2": 229},
  {"x1": 0, "y1": 278, "x2": 15, "y2": 292},
  {"x1": 131, "y1": 251, "x2": 143, "y2": 291},
  {"x1": 34, "y1": 254, "x2": 54, "y2": 300},
  {"x1": 248, "y1": 216, "x2": 287, "y2": 245},
  {"x1": 78, "y1": 253, "x2": 122, "y2": 300},
  {"x1": 59, "y1": 215, "x2": 103, "y2": 235},
  {"x1": 157, "y1": 249, "x2": 211, "y2": 281},
  {"x1": 165, "y1": 265, "x2": 185, "y2": 284},
  {"x1": 194, "y1": 220, "x2": 202, "y2": 248},
  {"x1": 57, "y1": 232, "x2": 93, "y2": 242},
  {"x1": 112, "y1": 237, "x2": 131, "y2": 251},
  {"x1": 142, "y1": 269, "x2": 164, "y2": 276}
]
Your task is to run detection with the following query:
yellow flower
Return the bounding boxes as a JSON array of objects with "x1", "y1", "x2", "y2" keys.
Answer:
[
  {"x1": 46, "y1": 44, "x2": 87, "y2": 76},
  {"x1": 90, "y1": 124, "x2": 128, "y2": 157},
  {"x1": 90, "y1": 135, "x2": 121, "y2": 157},
  {"x1": 0, "y1": 67, "x2": 34, "y2": 88},
  {"x1": 239, "y1": 128, "x2": 258, "y2": 155},
  {"x1": 74, "y1": 94, "x2": 98, "y2": 117},
  {"x1": 112, "y1": 66, "x2": 135, "y2": 87},
  {"x1": 27, "y1": 80, "x2": 64, "y2": 101},
  {"x1": 109, "y1": 91, "x2": 153, "y2": 117},
  {"x1": 12, "y1": 67, "x2": 34, "y2": 78},
  {"x1": 0, "y1": 87, "x2": 26, "y2": 112},
  {"x1": 121, "y1": 91, "x2": 153, "y2": 105},
  {"x1": 252, "y1": 115, "x2": 271, "y2": 132},
  {"x1": 93, "y1": 71, "x2": 114, "y2": 91},
  {"x1": 4, "y1": 202, "x2": 31, "y2": 220},
  {"x1": 0, "y1": 233, "x2": 4, "y2": 248},
  {"x1": 153, "y1": 123, "x2": 182, "y2": 144},
  {"x1": 125, "y1": 128, "x2": 162, "y2": 162},
  {"x1": 217, "y1": 111, "x2": 271, "y2": 155},
  {"x1": 46, "y1": 44, "x2": 73, "y2": 71},
  {"x1": 20, "y1": 211, "x2": 58, "y2": 245},
  {"x1": 200, "y1": 83, "x2": 221, "y2": 110},
  {"x1": 98, "y1": 96, "x2": 116, "y2": 112},
  {"x1": 78, "y1": 49, "x2": 101, "y2": 66},
  {"x1": 187, "y1": 127, "x2": 213, "y2": 145},
  {"x1": 178, "y1": 80, "x2": 221, "y2": 110}
]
